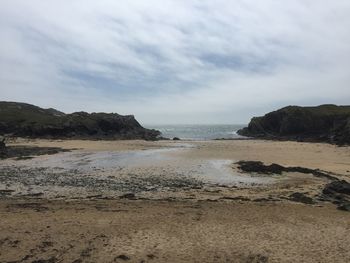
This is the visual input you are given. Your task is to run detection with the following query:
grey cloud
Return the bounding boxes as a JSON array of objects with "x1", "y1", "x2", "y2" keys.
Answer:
[{"x1": 1, "y1": 0, "x2": 350, "y2": 124}]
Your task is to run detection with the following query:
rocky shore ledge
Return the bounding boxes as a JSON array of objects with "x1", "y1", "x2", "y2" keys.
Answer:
[
  {"x1": 0, "y1": 101, "x2": 160, "y2": 140},
  {"x1": 238, "y1": 104, "x2": 350, "y2": 145}
]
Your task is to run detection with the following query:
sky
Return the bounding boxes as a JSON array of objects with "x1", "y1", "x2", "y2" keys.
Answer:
[{"x1": 1, "y1": 0, "x2": 350, "y2": 124}]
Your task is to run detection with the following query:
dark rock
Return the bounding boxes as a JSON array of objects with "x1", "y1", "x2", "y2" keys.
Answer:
[
  {"x1": 173, "y1": 137, "x2": 180, "y2": 140},
  {"x1": 322, "y1": 180, "x2": 350, "y2": 211},
  {"x1": 119, "y1": 193, "x2": 136, "y2": 199},
  {"x1": 219, "y1": 196, "x2": 250, "y2": 201},
  {"x1": 253, "y1": 198, "x2": 270, "y2": 202},
  {"x1": 115, "y1": 255, "x2": 130, "y2": 261},
  {"x1": 236, "y1": 160, "x2": 338, "y2": 180},
  {"x1": 2, "y1": 145, "x2": 70, "y2": 160},
  {"x1": 146, "y1": 254, "x2": 155, "y2": 259},
  {"x1": 0, "y1": 101, "x2": 161, "y2": 140},
  {"x1": 16, "y1": 156, "x2": 34, "y2": 160},
  {"x1": 337, "y1": 203, "x2": 350, "y2": 211},
  {"x1": 236, "y1": 161, "x2": 284, "y2": 174},
  {"x1": 323, "y1": 180, "x2": 350, "y2": 195},
  {"x1": 0, "y1": 136, "x2": 7, "y2": 158},
  {"x1": 237, "y1": 104, "x2": 350, "y2": 145},
  {"x1": 289, "y1": 192, "x2": 315, "y2": 204}
]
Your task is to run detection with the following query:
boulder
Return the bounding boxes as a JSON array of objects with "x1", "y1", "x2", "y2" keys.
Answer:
[
  {"x1": 323, "y1": 180, "x2": 350, "y2": 196},
  {"x1": 322, "y1": 180, "x2": 350, "y2": 212}
]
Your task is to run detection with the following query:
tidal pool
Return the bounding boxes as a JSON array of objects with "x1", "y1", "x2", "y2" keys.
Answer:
[{"x1": 10, "y1": 144, "x2": 274, "y2": 187}]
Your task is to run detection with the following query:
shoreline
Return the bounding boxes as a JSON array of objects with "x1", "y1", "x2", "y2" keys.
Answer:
[
  {"x1": 0, "y1": 139, "x2": 349, "y2": 262},
  {"x1": 1, "y1": 139, "x2": 349, "y2": 200}
]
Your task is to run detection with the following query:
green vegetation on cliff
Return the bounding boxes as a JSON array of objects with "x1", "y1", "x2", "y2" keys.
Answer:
[{"x1": 0, "y1": 101, "x2": 160, "y2": 140}]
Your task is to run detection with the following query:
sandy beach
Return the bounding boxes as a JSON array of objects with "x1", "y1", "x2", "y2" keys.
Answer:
[
  {"x1": 2, "y1": 1, "x2": 350, "y2": 262},
  {"x1": 0, "y1": 139, "x2": 349, "y2": 263}
]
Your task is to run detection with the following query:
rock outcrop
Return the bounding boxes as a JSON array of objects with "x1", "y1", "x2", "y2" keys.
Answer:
[
  {"x1": 236, "y1": 160, "x2": 337, "y2": 180},
  {"x1": 322, "y1": 180, "x2": 350, "y2": 211},
  {"x1": 0, "y1": 136, "x2": 7, "y2": 158},
  {"x1": 0, "y1": 101, "x2": 160, "y2": 140},
  {"x1": 238, "y1": 105, "x2": 350, "y2": 145}
]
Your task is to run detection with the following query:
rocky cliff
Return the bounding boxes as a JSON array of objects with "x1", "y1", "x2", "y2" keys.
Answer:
[
  {"x1": 0, "y1": 102, "x2": 160, "y2": 140},
  {"x1": 237, "y1": 105, "x2": 350, "y2": 145}
]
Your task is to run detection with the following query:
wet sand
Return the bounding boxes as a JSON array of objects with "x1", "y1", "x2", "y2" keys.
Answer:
[
  {"x1": 0, "y1": 139, "x2": 350, "y2": 262},
  {"x1": 8, "y1": 138, "x2": 350, "y2": 174}
]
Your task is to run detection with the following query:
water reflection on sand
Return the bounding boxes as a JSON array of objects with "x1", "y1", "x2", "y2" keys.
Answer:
[{"x1": 16, "y1": 143, "x2": 273, "y2": 187}]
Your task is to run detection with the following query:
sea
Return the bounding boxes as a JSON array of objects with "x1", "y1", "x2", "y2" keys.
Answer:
[{"x1": 144, "y1": 124, "x2": 246, "y2": 140}]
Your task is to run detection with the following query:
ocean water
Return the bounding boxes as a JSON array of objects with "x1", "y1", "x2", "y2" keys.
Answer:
[{"x1": 145, "y1": 124, "x2": 246, "y2": 140}]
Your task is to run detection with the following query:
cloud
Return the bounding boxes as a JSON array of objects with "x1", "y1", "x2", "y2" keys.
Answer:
[{"x1": 1, "y1": 0, "x2": 350, "y2": 124}]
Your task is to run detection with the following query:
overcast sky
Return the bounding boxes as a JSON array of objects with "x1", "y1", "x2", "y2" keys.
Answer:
[{"x1": 1, "y1": 1, "x2": 350, "y2": 124}]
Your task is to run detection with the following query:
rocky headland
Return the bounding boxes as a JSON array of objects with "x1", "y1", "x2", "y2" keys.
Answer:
[
  {"x1": 238, "y1": 104, "x2": 350, "y2": 145},
  {"x1": 0, "y1": 101, "x2": 160, "y2": 140}
]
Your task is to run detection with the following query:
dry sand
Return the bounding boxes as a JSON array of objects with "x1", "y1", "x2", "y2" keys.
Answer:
[
  {"x1": 0, "y1": 139, "x2": 349, "y2": 263},
  {"x1": 1, "y1": 200, "x2": 349, "y2": 263}
]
